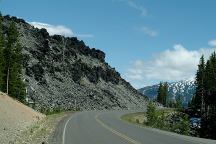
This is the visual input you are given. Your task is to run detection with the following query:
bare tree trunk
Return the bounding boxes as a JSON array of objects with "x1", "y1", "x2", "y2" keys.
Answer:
[{"x1": 6, "y1": 66, "x2": 9, "y2": 94}]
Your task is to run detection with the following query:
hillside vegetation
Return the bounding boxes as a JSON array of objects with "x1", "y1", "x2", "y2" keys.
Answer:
[
  {"x1": 0, "y1": 13, "x2": 25, "y2": 102},
  {"x1": 122, "y1": 107, "x2": 190, "y2": 136}
]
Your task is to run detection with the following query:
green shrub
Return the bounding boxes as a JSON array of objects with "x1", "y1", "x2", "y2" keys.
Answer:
[
  {"x1": 146, "y1": 102, "x2": 157, "y2": 126},
  {"x1": 156, "y1": 111, "x2": 166, "y2": 129}
]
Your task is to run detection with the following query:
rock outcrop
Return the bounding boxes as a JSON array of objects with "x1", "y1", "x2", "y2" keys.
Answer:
[{"x1": 2, "y1": 15, "x2": 147, "y2": 111}]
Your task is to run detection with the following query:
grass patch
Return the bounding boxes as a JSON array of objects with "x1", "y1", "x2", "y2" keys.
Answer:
[
  {"x1": 14, "y1": 111, "x2": 72, "y2": 144},
  {"x1": 122, "y1": 109, "x2": 174, "y2": 125},
  {"x1": 121, "y1": 108, "x2": 190, "y2": 136},
  {"x1": 121, "y1": 112, "x2": 145, "y2": 124}
]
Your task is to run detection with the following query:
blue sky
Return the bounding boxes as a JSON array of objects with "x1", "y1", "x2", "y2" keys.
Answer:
[{"x1": 1, "y1": 0, "x2": 216, "y2": 88}]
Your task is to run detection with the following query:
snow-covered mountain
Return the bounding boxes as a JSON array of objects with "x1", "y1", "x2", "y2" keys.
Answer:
[{"x1": 138, "y1": 79, "x2": 196, "y2": 106}]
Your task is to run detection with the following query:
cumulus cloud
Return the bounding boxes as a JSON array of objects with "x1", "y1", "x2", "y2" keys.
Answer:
[
  {"x1": 30, "y1": 22, "x2": 94, "y2": 38},
  {"x1": 141, "y1": 26, "x2": 158, "y2": 37},
  {"x1": 125, "y1": 44, "x2": 216, "y2": 88},
  {"x1": 30, "y1": 22, "x2": 73, "y2": 36},
  {"x1": 208, "y1": 39, "x2": 216, "y2": 47}
]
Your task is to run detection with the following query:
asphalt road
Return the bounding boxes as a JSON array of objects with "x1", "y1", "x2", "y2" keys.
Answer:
[{"x1": 63, "y1": 111, "x2": 216, "y2": 144}]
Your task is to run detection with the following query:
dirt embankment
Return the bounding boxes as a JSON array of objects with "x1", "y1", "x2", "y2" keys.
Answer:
[{"x1": 0, "y1": 92, "x2": 45, "y2": 144}]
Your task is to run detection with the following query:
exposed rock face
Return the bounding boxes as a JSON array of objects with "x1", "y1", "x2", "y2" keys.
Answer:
[{"x1": 2, "y1": 16, "x2": 147, "y2": 111}]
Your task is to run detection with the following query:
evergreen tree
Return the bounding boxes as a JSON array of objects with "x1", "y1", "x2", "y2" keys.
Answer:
[
  {"x1": 193, "y1": 55, "x2": 205, "y2": 111},
  {"x1": 157, "y1": 82, "x2": 163, "y2": 104},
  {"x1": 201, "y1": 53, "x2": 216, "y2": 139},
  {"x1": 162, "y1": 82, "x2": 168, "y2": 106},
  {"x1": 146, "y1": 102, "x2": 157, "y2": 126},
  {"x1": 192, "y1": 53, "x2": 216, "y2": 139},
  {"x1": 157, "y1": 82, "x2": 168, "y2": 106},
  {"x1": 2, "y1": 21, "x2": 25, "y2": 101},
  {"x1": 176, "y1": 95, "x2": 183, "y2": 109},
  {"x1": 203, "y1": 53, "x2": 216, "y2": 115},
  {"x1": 0, "y1": 12, "x2": 5, "y2": 91},
  {"x1": 207, "y1": 52, "x2": 216, "y2": 104},
  {"x1": 9, "y1": 42, "x2": 26, "y2": 101},
  {"x1": 188, "y1": 95, "x2": 195, "y2": 108}
]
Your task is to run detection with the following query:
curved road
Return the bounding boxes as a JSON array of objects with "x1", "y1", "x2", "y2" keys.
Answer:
[{"x1": 63, "y1": 111, "x2": 215, "y2": 144}]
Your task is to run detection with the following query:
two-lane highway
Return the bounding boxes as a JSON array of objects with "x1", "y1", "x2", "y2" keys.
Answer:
[{"x1": 63, "y1": 111, "x2": 216, "y2": 144}]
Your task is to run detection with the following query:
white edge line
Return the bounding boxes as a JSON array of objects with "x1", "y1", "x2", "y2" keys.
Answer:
[{"x1": 62, "y1": 114, "x2": 74, "y2": 144}]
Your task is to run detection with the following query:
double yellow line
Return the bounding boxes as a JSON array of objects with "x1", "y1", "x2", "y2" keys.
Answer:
[{"x1": 95, "y1": 114, "x2": 141, "y2": 144}]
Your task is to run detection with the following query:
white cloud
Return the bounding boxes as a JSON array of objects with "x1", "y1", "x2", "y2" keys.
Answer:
[
  {"x1": 124, "y1": 44, "x2": 216, "y2": 88},
  {"x1": 208, "y1": 39, "x2": 216, "y2": 47},
  {"x1": 30, "y1": 22, "x2": 73, "y2": 36},
  {"x1": 141, "y1": 26, "x2": 158, "y2": 37},
  {"x1": 30, "y1": 22, "x2": 94, "y2": 38},
  {"x1": 127, "y1": 0, "x2": 147, "y2": 16},
  {"x1": 115, "y1": 0, "x2": 147, "y2": 16},
  {"x1": 114, "y1": 0, "x2": 158, "y2": 37}
]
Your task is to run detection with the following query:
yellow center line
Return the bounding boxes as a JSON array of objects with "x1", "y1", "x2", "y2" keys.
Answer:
[{"x1": 95, "y1": 114, "x2": 141, "y2": 144}]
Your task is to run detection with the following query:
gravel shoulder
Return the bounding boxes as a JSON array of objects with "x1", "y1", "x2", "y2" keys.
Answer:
[
  {"x1": 0, "y1": 92, "x2": 44, "y2": 144},
  {"x1": 0, "y1": 92, "x2": 72, "y2": 144},
  {"x1": 14, "y1": 112, "x2": 71, "y2": 144}
]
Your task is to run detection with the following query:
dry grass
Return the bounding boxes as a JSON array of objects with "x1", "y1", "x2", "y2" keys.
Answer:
[
  {"x1": 14, "y1": 112, "x2": 68, "y2": 144},
  {"x1": 121, "y1": 112, "x2": 146, "y2": 125},
  {"x1": 0, "y1": 92, "x2": 44, "y2": 144},
  {"x1": 121, "y1": 109, "x2": 175, "y2": 126}
]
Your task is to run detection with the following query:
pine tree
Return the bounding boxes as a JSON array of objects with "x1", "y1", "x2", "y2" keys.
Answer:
[
  {"x1": 146, "y1": 102, "x2": 157, "y2": 126},
  {"x1": 157, "y1": 82, "x2": 168, "y2": 106},
  {"x1": 4, "y1": 22, "x2": 15, "y2": 94},
  {"x1": 176, "y1": 95, "x2": 183, "y2": 109},
  {"x1": 203, "y1": 53, "x2": 216, "y2": 108},
  {"x1": 193, "y1": 55, "x2": 205, "y2": 112},
  {"x1": 0, "y1": 12, "x2": 5, "y2": 91},
  {"x1": 3, "y1": 21, "x2": 25, "y2": 101},
  {"x1": 9, "y1": 42, "x2": 26, "y2": 101},
  {"x1": 208, "y1": 52, "x2": 216, "y2": 103},
  {"x1": 202, "y1": 53, "x2": 216, "y2": 139},
  {"x1": 191, "y1": 53, "x2": 216, "y2": 139},
  {"x1": 162, "y1": 82, "x2": 168, "y2": 106},
  {"x1": 157, "y1": 82, "x2": 163, "y2": 104}
]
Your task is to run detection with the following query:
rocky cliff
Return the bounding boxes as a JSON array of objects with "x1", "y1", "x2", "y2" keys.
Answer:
[{"x1": 2, "y1": 15, "x2": 147, "y2": 111}]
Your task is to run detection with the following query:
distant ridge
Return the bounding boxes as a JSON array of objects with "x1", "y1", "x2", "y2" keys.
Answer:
[{"x1": 138, "y1": 79, "x2": 195, "y2": 106}]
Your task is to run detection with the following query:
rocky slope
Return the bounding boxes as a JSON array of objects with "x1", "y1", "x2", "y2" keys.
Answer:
[
  {"x1": 2, "y1": 15, "x2": 147, "y2": 111},
  {"x1": 138, "y1": 79, "x2": 195, "y2": 106}
]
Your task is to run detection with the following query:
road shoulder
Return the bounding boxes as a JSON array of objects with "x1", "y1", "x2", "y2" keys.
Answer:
[
  {"x1": 14, "y1": 112, "x2": 72, "y2": 144},
  {"x1": 49, "y1": 112, "x2": 74, "y2": 144}
]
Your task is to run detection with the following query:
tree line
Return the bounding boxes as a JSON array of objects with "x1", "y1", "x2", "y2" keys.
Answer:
[
  {"x1": 156, "y1": 53, "x2": 216, "y2": 139},
  {"x1": 157, "y1": 82, "x2": 168, "y2": 106},
  {"x1": 0, "y1": 13, "x2": 26, "y2": 102},
  {"x1": 156, "y1": 82, "x2": 183, "y2": 108},
  {"x1": 191, "y1": 53, "x2": 216, "y2": 139}
]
